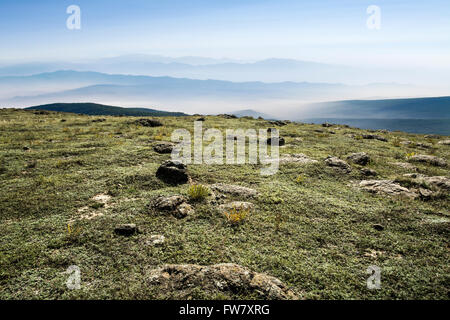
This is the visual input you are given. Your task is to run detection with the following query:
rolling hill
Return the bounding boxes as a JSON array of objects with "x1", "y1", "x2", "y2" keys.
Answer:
[{"x1": 26, "y1": 103, "x2": 188, "y2": 117}]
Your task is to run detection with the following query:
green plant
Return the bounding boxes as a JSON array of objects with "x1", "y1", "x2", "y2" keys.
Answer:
[{"x1": 188, "y1": 184, "x2": 210, "y2": 201}]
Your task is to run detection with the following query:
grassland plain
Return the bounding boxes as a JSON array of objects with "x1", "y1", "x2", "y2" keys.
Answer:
[{"x1": 0, "y1": 108, "x2": 448, "y2": 300}]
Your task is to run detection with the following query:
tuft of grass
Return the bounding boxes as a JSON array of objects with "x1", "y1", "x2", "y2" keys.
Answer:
[
  {"x1": 224, "y1": 205, "x2": 251, "y2": 225},
  {"x1": 188, "y1": 184, "x2": 210, "y2": 201}
]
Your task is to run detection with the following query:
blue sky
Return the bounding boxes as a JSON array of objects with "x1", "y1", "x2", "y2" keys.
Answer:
[{"x1": 1, "y1": 0, "x2": 449, "y2": 68}]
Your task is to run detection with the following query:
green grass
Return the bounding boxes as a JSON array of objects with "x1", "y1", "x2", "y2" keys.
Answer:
[{"x1": 0, "y1": 108, "x2": 449, "y2": 299}]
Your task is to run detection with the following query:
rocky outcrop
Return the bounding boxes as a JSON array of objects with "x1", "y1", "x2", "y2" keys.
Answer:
[{"x1": 146, "y1": 263, "x2": 298, "y2": 300}]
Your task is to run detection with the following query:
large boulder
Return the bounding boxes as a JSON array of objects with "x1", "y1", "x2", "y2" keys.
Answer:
[
  {"x1": 325, "y1": 156, "x2": 352, "y2": 173},
  {"x1": 359, "y1": 180, "x2": 417, "y2": 199},
  {"x1": 408, "y1": 155, "x2": 447, "y2": 167},
  {"x1": 146, "y1": 263, "x2": 298, "y2": 300},
  {"x1": 156, "y1": 160, "x2": 189, "y2": 184},
  {"x1": 347, "y1": 152, "x2": 370, "y2": 165}
]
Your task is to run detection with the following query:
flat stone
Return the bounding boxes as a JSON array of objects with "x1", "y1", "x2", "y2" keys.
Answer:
[
  {"x1": 210, "y1": 183, "x2": 257, "y2": 198},
  {"x1": 360, "y1": 168, "x2": 377, "y2": 176},
  {"x1": 362, "y1": 134, "x2": 388, "y2": 142},
  {"x1": 219, "y1": 201, "x2": 254, "y2": 212},
  {"x1": 359, "y1": 180, "x2": 417, "y2": 199},
  {"x1": 438, "y1": 140, "x2": 450, "y2": 145},
  {"x1": 145, "y1": 235, "x2": 165, "y2": 246}
]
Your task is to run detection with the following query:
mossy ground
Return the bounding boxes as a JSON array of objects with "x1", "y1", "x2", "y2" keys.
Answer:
[{"x1": 0, "y1": 108, "x2": 448, "y2": 299}]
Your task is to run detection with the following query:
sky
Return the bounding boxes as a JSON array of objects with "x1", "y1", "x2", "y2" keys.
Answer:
[{"x1": 0, "y1": 0, "x2": 449, "y2": 68}]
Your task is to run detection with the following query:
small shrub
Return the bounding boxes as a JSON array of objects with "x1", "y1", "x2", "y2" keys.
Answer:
[
  {"x1": 224, "y1": 206, "x2": 251, "y2": 225},
  {"x1": 406, "y1": 152, "x2": 416, "y2": 159},
  {"x1": 295, "y1": 175, "x2": 305, "y2": 184},
  {"x1": 391, "y1": 137, "x2": 401, "y2": 147},
  {"x1": 66, "y1": 223, "x2": 82, "y2": 242},
  {"x1": 188, "y1": 184, "x2": 210, "y2": 201}
]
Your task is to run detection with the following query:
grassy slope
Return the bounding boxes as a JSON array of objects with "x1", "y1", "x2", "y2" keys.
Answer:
[{"x1": 0, "y1": 108, "x2": 448, "y2": 299}]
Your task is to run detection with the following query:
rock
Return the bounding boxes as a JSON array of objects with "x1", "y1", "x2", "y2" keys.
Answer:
[
  {"x1": 154, "y1": 195, "x2": 187, "y2": 211},
  {"x1": 146, "y1": 263, "x2": 297, "y2": 300},
  {"x1": 219, "y1": 114, "x2": 238, "y2": 119},
  {"x1": 156, "y1": 160, "x2": 189, "y2": 184},
  {"x1": 360, "y1": 168, "x2": 377, "y2": 176},
  {"x1": 390, "y1": 162, "x2": 417, "y2": 171},
  {"x1": 279, "y1": 153, "x2": 318, "y2": 164},
  {"x1": 135, "y1": 118, "x2": 163, "y2": 127},
  {"x1": 403, "y1": 174, "x2": 450, "y2": 190},
  {"x1": 268, "y1": 120, "x2": 287, "y2": 126},
  {"x1": 438, "y1": 140, "x2": 450, "y2": 145},
  {"x1": 175, "y1": 202, "x2": 194, "y2": 218},
  {"x1": 418, "y1": 188, "x2": 434, "y2": 200},
  {"x1": 153, "y1": 142, "x2": 174, "y2": 154},
  {"x1": 359, "y1": 180, "x2": 417, "y2": 199},
  {"x1": 196, "y1": 117, "x2": 205, "y2": 121},
  {"x1": 362, "y1": 134, "x2": 388, "y2": 142},
  {"x1": 92, "y1": 118, "x2": 106, "y2": 123},
  {"x1": 153, "y1": 195, "x2": 193, "y2": 218},
  {"x1": 373, "y1": 224, "x2": 384, "y2": 231},
  {"x1": 22, "y1": 146, "x2": 30, "y2": 151},
  {"x1": 325, "y1": 156, "x2": 352, "y2": 173},
  {"x1": 415, "y1": 142, "x2": 432, "y2": 149},
  {"x1": 409, "y1": 155, "x2": 447, "y2": 167},
  {"x1": 267, "y1": 137, "x2": 285, "y2": 146},
  {"x1": 114, "y1": 224, "x2": 137, "y2": 236},
  {"x1": 424, "y1": 134, "x2": 441, "y2": 139},
  {"x1": 219, "y1": 201, "x2": 254, "y2": 212},
  {"x1": 322, "y1": 123, "x2": 333, "y2": 127},
  {"x1": 145, "y1": 235, "x2": 165, "y2": 246},
  {"x1": 347, "y1": 152, "x2": 370, "y2": 165},
  {"x1": 210, "y1": 184, "x2": 257, "y2": 198}
]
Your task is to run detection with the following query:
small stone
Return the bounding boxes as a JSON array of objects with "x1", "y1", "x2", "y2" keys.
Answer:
[
  {"x1": 219, "y1": 201, "x2": 254, "y2": 212},
  {"x1": 347, "y1": 152, "x2": 370, "y2": 165},
  {"x1": 146, "y1": 235, "x2": 165, "y2": 246},
  {"x1": 210, "y1": 184, "x2": 258, "y2": 198},
  {"x1": 23, "y1": 146, "x2": 30, "y2": 151},
  {"x1": 114, "y1": 224, "x2": 137, "y2": 236}
]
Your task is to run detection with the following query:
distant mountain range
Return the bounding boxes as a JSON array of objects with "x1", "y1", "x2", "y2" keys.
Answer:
[
  {"x1": 0, "y1": 70, "x2": 425, "y2": 112},
  {"x1": 26, "y1": 103, "x2": 188, "y2": 117},
  {"x1": 298, "y1": 96, "x2": 450, "y2": 119},
  {"x1": 2, "y1": 54, "x2": 449, "y2": 86}
]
